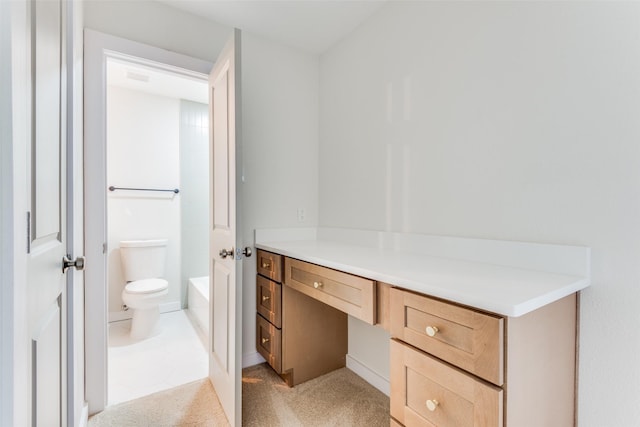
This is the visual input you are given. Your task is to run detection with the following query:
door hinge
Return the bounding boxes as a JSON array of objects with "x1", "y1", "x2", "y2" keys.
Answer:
[
  {"x1": 103, "y1": 242, "x2": 107, "y2": 254},
  {"x1": 26, "y1": 211, "x2": 31, "y2": 254}
]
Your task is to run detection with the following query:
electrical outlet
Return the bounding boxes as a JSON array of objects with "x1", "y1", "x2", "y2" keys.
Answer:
[{"x1": 297, "y1": 208, "x2": 305, "y2": 222}]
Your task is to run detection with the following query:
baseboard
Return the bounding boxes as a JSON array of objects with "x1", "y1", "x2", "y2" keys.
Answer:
[
  {"x1": 160, "y1": 301, "x2": 181, "y2": 313},
  {"x1": 346, "y1": 354, "x2": 390, "y2": 396},
  {"x1": 108, "y1": 301, "x2": 181, "y2": 323},
  {"x1": 78, "y1": 402, "x2": 89, "y2": 427},
  {"x1": 243, "y1": 351, "x2": 265, "y2": 368}
]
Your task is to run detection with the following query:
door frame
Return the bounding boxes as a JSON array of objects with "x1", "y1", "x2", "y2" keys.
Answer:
[{"x1": 83, "y1": 29, "x2": 212, "y2": 413}]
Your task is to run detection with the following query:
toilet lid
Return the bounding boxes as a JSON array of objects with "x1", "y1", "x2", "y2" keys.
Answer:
[{"x1": 125, "y1": 278, "x2": 168, "y2": 294}]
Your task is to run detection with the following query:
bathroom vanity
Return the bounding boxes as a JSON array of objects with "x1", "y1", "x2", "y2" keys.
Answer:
[{"x1": 254, "y1": 228, "x2": 590, "y2": 427}]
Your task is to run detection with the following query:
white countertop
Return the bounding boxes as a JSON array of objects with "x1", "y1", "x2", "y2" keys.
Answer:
[{"x1": 255, "y1": 236, "x2": 590, "y2": 317}]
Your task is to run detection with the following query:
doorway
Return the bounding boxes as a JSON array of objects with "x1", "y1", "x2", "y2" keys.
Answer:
[
  {"x1": 104, "y1": 57, "x2": 210, "y2": 405},
  {"x1": 84, "y1": 30, "x2": 213, "y2": 414}
]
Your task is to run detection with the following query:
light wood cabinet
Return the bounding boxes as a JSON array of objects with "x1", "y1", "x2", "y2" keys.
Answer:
[
  {"x1": 256, "y1": 250, "x2": 347, "y2": 386},
  {"x1": 390, "y1": 288, "x2": 577, "y2": 427},
  {"x1": 391, "y1": 339, "x2": 503, "y2": 427},
  {"x1": 390, "y1": 290, "x2": 503, "y2": 386},
  {"x1": 256, "y1": 249, "x2": 578, "y2": 427},
  {"x1": 284, "y1": 257, "x2": 376, "y2": 324}
]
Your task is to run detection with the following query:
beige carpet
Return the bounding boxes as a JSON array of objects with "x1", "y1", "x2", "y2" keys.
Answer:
[
  {"x1": 89, "y1": 364, "x2": 390, "y2": 426},
  {"x1": 242, "y1": 364, "x2": 390, "y2": 426},
  {"x1": 88, "y1": 379, "x2": 229, "y2": 427}
]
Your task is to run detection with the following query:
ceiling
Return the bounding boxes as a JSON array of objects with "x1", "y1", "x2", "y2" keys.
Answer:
[
  {"x1": 158, "y1": 0, "x2": 387, "y2": 54},
  {"x1": 107, "y1": 58, "x2": 208, "y2": 104}
]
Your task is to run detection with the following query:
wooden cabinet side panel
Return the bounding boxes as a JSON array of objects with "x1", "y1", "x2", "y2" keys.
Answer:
[
  {"x1": 505, "y1": 293, "x2": 577, "y2": 427},
  {"x1": 376, "y1": 282, "x2": 391, "y2": 332},
  {"x1": 281, "y1": 285, "x2": 348, "y2": 386}
]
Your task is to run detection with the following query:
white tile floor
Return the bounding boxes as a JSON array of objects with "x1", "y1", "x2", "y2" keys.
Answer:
[{"x1": 108, "y1": 310, "x2": 208, "y2": 406}]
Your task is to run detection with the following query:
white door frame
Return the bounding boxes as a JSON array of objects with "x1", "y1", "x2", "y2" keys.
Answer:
[{"x1": 83, "y1": 29, "x2": 212, "y2": 413}]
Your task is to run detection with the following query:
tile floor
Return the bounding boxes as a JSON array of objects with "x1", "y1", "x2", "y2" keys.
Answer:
[{"x1": 108, "y1": 310, "x2": 208, "y2": 406}]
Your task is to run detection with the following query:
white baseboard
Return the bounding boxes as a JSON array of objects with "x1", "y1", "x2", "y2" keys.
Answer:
[
  {"x1": 160, "y1": 301, "x2": 181, "y2": 313},
  {"x1": 78, "y1": 402, "x2": 89, "y2": 427},
  {"x1": 108, "y1": 301, "x2": 181, "y2": 323},
  {"x1": 243, "y1": 351, "x2": 265, "y2": 368},
  {"x1": 346, "y1": 354, "x2": 390, "y2": 396}
]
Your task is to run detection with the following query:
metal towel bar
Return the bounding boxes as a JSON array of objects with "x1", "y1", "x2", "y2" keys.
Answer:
[{"x1": 108, "y1": 186, "x2": 179, "y2": 194}]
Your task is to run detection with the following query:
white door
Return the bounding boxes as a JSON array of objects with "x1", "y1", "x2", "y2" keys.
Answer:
[
  {"x1": 26, "y1": 0, "x2": 68, "y2": 425},
  {"x1": 209, "y1": 29, "x2": 244, "y2": 427}
]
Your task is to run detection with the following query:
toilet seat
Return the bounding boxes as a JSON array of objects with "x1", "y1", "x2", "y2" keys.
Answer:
[{"x1": 125, "y1": 278, "x2": 168, "y2": 294}]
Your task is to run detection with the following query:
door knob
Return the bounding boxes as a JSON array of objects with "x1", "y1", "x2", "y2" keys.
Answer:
[
  {"x1": 219, "y1": 247, "x2": 234, "y2": 259},
  {"x1": 62, "y1": 255, "x2": 85, "y2": 273},
  {"x1": 242, "y1": 247, "x2": 252, "y2": 257}
]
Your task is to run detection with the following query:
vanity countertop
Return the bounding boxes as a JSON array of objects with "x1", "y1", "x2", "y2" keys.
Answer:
[{"x1": 255, "y1": 237, "x2": 590, "y2": 317}]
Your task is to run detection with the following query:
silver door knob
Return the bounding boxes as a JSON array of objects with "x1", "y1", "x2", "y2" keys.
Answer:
[
  {"x1": 219, "y1": 247, "x2": 234, "y2": 259},
  {"x1": 62, "y1": 255, "x2": 85, "y2": 273},
  {"x1": 242, "y1": 247, "x2": 252, "y2": 257}
]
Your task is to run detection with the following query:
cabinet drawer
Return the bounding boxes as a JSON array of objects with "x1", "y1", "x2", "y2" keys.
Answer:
[
  {"x1": 391, "y1": 339, "x2": 503, "y2": 427},
  {"x1": 256, "y1": 314, "x2": 281, "y2": 373},
  {"x1": 390, "y1": 288, "x2": 504, "y2": 386},
  {"x1": 257, "y1": 250, "x2": 283, "y2": 283},
  {"x1": 257, "y1": 275, "x2": 281, "y2": 328},
  {"x1": 284, "y1": 257, "x2": 376, "y2": 324}
]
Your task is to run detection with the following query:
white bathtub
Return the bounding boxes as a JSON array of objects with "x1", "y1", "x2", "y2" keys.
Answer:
[{"x1": 187, "y1": 276, "x2": 209, "y2": 338}]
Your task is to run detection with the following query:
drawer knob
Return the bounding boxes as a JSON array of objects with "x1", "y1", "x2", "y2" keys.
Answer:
[
  {"x1": 313, "y1": 281, "x2": 323, "y2": 289},
  {"x1": 261, "y1": 261, "x2": 271, "y2": 269},
  {"x1": 425, "y1": 326, "x2": 439, "y2": 337},
  {"x1": 262, "y1": 295, "x2": 271, "y2": 302},
  {"x1": 426, "y1": 399, "x2": 439, "y2": 412},
  {"x1": 261, "y1": 337, "x2": 270, "y2": 344}
]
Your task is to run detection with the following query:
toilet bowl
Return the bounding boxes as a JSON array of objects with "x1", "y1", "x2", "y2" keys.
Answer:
[
  {"x1": 122, "y1": 278, "x2": 169, "y2": 339},
  {"x1": 119, "y1": 239, "x2": 169, "y2": 340}
]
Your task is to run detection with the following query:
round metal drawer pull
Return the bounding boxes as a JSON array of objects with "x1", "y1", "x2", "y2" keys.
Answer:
[
  {"x1": 313, "y1": 281, "x2": 323, "y2": 289},
  {"x1": 426, "y1": 399, "x2": 439, "y2": 412},
  {"x1": 262, "y1": 262, "x2": 271, "y2": 269},
  {"x1": 425, "y1": 326, "x2": 439, "y2": 337},
  {"x1": 261, "y1": 337, "x2": 270, "y2": 344},
  {"x1": 262, "y1": 295, "x2": 270, "y2": 302}
]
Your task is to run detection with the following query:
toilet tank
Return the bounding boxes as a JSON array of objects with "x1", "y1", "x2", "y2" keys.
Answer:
[{"x1": 119, "y1": 239, "x2": 168, "y2": 282}]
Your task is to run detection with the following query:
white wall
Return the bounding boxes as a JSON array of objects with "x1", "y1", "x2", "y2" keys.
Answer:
[
  {"x1": 106, "y1": 86, "x2": 181, "y2": 316},
  {"x1": 319, "y1": 2, "x2": 640, "y2": 425},
  {"x1": 241, "y1": 32, "x2": 320, "y2": 363},
  {"x1": 83, "y1": 0, "x2": 230, "y2": 62}
]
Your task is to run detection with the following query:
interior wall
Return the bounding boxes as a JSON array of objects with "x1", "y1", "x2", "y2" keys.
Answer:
[
  {"x1": 179, "y1": 100, "x2": 209, "y2": 307},
  {"x1": 241, "y1": 31, "x2": 320, "y2": 364},
  {"x1": 319, "y1": 2, "x2": 640, "y2": 425},
  {"x1": 106, "y1": 86, "x2": 181, "y2": 316},
  {"x1": 83, "y1": 0, "x2": 230, "y2": 62}
]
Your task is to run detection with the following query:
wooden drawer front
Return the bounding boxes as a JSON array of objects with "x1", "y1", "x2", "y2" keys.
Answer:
[
  {"x1": 390, "y1": 288, "x2": 504, "y2": 386},
  {"x1": 256, "y1": 315, "x2": 281, "y2": 373},
  {"x1": 257, "y1": 275, "x2": 281, "y2": 328},
  {"x1": 391, "y1": 340, "x2": 503, "y2": 427},
  {"x1": 284, "y1": 257, "x2": 376, "y2": 324},
  {"x1": 257, "y1": 250, "x2": 282, "y2": 283}
]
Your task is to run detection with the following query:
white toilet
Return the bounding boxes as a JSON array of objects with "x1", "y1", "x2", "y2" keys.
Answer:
[{"x1": 119, "y1": 239, "x2": 169, "y2": 340}]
